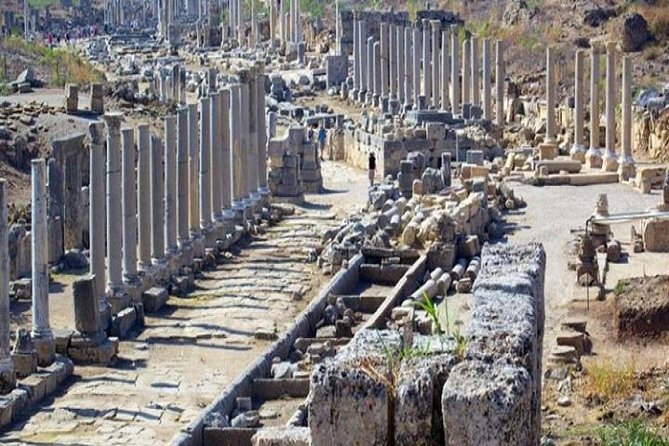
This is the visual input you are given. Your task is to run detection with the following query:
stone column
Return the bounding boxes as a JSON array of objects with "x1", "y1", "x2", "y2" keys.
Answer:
[
  {"x1": 31, "y1": 159, "x2": 55, "y2": 366},
  {"x1": 431, "y1": 20, "x2": 440, "y2": 109},
  {"x1": 545, "y1": 46, "x2": 556, "y2": 144},
  {"x1": 137, "y1": 124, "x2": 151, "y2": 270},
  {"x1": 209, "y1": 91, "x2": 223, "y2": 221},
  {"x1": 176, "y1": 107, "x2": 190, "y2": 249},
  {"x1": 367, "y1": 36, "x2": 375, "y2": 102},
  {"x1": 482, "y1": 38, "x2": 492, "y2": 120},
  {"x1": 495, "y1": 39, "x2": 504, "y2": 127},
  {"x1": 335, "y1": 0, "x2": 340, "y2": 54},
  {"x1": 150, "y1": 133, "x2": 165, "y2": 264},
  {"x1": 397, "y1": 24, "x2": 405, "y2": 104},
  {"x1": 471, "y1": 36, "x2": 480, "y2": 108},
  {"x1": 240, "y1": 81, "x2": 252, "y2": 202},
  {"x1": 373, "y1": 41, "x2": 381, "y2": 101},
  {"x1": 422, "y1": 19, "x2": 431, "y2": 101},
  {"x1": 188, "y1": 103, "x2": 200, "y2": 235},
  {"x1": 88, "y1": 123, "x2": 106, "y2": 305},
  {"x1": 359, "y1": 18, "x2": 367, "y2": 95},
  {"x1": 618, "y1": 55, "x2": 635, "y2": 180},
  {"x1": 0, "y1": 179, "x2": 15, "y2": 393},
  {"x1": 221, "y1": 89, "x2": 232, "y2": 211},
  {"x1": 198, "y1": 97, "x2": 212, "y2": 231},
  {"x1": 404, "y1": 27, "x2": 412, "y2": 108},
  {"x1": 570, "y1": 50, "x2": 586, "y2": 161},
  {"x1": 121, "y1": 127, "x2": 138, "y2": 283},
  {"x1": 103, "y1": 113, "x2": 124, "y2": 294},
  {"x1": 602, "y1": 41, "x2": 618, "y2": 172},
  {"x1": 451, "y1": 25, "x2": 460, "y2": 113},
  {"x1": 352, "y1": 17, "x2": 359, "y2": 92},
  {"x1": 441, "y1": 30, "x2": 450, "y2": 111},
  {"x1": 256, "y1": 63, "x2": 269, "y2": 193},
  {"x1": 230, "y1": 84, "x2": 244, "y2": 207},
  {"x1": 389, "y1": 23, "x2": 397, "y2": 100},
  {"x1": 380, "y1": 22, "x2": 389, "y2": 101},
  {"x1": 164, "y1": 115, "x2": 178, "y2": 255},
  {"x1": 413, "y1": 25, "x2": 421, "y2": 107},
  {"x1": 586, "y1": 46, "x2": 602, "y2": 168},
  {"x1": 462, "y1": 38, "x2": 471, "y2": 106}
]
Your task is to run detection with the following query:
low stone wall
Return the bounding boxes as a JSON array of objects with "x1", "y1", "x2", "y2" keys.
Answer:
[
  {"x1": 442, "y1": 243, "x2": 545, "y2": 446},
  {"x1": 169, "y1": 253, "x2": 364, "y2": 446},
  {"x1": 308, "y1": 243, "x2": 545, "y2": 446}
]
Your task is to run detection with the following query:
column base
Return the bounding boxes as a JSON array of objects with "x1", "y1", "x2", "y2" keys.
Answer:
[
  {"x1": 585, "y1": 148, "x2": 603, "y2": 169},
  {"x1": 201, "y1": 223, "x2": 217, "y2": 249},
  {"x1": 538, "y1": 142, "x2": 558, "y2": 160},
  {"x1": 177, "y1": 241, "x2": 194, "y2": 269},
  {"x1": 602, "y1": 151, "x2": 619, "y2": 172},
  {"x1": 190, "y1": 232, "x2": 206, "y2": 260},
  {"x1": 389, "y1": 99, "x2": 401, "y2": 115},
  {"x1": 107, "y1": 287, "x2": 131, "y2": 315},
  {"x1": 67, "y1": 331, "x2": 119, "y2": 365},
  {"x1": 122, "y1": 275, "x2": 143, "y2": 304},
  {"x1": 618, "y1": 156, "x2": 636, "y2": 181},
  {"x1": 0, "y1": 357, "x2": 15, "y2": 394},
  {"x1": 379, "y1": 96, "x2": 389, "y2": 113},
  {"x1": 150, "y1": 258, "x2": 170, "y2": 285},
  {"x1": 569, "y1": 144, "x2": 586, "y2": 163},
  {"x1": 31, "y1": 332, "x2": 56, "y2": 367}
]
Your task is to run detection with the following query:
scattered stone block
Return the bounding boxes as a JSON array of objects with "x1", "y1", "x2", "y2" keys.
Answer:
[{"x1": 142, "y1": 287, "x2": 168, "y2": 313}]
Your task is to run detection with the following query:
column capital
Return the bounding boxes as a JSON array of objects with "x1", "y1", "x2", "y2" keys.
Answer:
[
  {"x1": 102, "y1": 112, "x2": 124, "y2": 133},
  {"x1": 88, "y1": 122, "x2": 105, "y2": 145},
  {"x1": 430, "y1": 19, "x2": 441, "y2": 30}
]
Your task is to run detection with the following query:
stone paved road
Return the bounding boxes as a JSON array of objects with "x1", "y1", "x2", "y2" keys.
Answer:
[{"x1": 0, "y1": 161, "x2": 368, "y2": 445}]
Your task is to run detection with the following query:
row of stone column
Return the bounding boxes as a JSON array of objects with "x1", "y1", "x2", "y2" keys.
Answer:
[
  {"x1": 89, "y1": 62, "x2": 268, "y2": 323},
  {"x1": 542, "y1": 44, "x2": 635, "y2": 178},
  {"x1": 104, "y1": 0, "x2": 125, "y2": 30},
  {"x1": 351, "y1": 20, "x2": 505, "y2": 125}
]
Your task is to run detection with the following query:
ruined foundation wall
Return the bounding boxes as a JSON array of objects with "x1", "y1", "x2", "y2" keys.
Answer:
[{"x1": 442, "y1": 243, "x2": 545, "y2": 446}]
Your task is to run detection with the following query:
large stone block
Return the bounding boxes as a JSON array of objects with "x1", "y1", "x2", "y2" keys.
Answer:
[{"x1": 642, "y1": 218, "x2": 669, "y2": 252}]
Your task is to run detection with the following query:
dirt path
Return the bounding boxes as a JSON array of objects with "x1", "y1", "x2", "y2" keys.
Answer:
[{"x1": 0, "y1": 161, "x2": 369, "y2": 445}]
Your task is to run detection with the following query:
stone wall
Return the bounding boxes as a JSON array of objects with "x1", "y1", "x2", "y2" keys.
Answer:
[{"x1": 308, "y1": 243, "x2": 545, "y2": 446}]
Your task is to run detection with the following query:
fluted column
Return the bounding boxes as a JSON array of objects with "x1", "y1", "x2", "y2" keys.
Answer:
[
  {"x1": 0, "y1": 179, "x2": 15, "y2": 392},
  {"x1": 221, "y1": 89, "x2": 232, "y2": 211},
  {"x1": 88, "y1": 123, "x2": 107, "y2": 306},
  {"x1": 150, "y1": 135, "x2": 165, "y2": 264},
  {"x1": 137, "y1": 124, "x2": 151, "y2": 270},
  {"x1": 413, "y1": 25, "x2": 421, "y2": 107},
  {"x1": 121, "y1": 127, "x2": 138, "y2": 283},
  {"x1": 209, "y1": 91, "x2": 223, "y2": 221},
  {"x1": 164, "y1": 115, "x2": 178, "y2": 255},
  {"x1": 422, "y1": 19, "x2": 430, "y2": 101},
  {"x1": 545, "y1": 46, "x2": 556, "y2": 143},
  {"x1": 462, "y1": 38, "x2": 471, "y2": 106},
  {"x1": 176, "y1": 106, "x2": 190, "y2": 249},
  {"x1": 404, "y1": 27, "x2": 412, "y2": 108},
  {"x1": 482, "y1": 38, "x2": 492, "y2": 120},
  {"x1": 471, "y1": 36, "x2": 480, "y2": 108},
  {"x1": 103, "y1": 113, "x2": 124, "y2": 294},
  {"x1": 441, "y1": 30, "x2": 450, "y2": 110},
  {"x1": 199, "y1": 96, "x2": 212, "y2": 230},
  {"x1": 495, "y1": 39, "x2": 504, "y2": 126},
  {"x1": 380, "y1": 22, "x2": 389, "y2": 101},
  {"x1": 230, "y1": 84, "x2": 244, "y2": 207},
  {"x1": 602, "y1": 41, "x2": 618, "y2": 172},
  {"x1": 31, "y1": 158, "x2": 55, "y2": 366},
  {"x1": 570, "y1": 50, "x2": 586, "y2": 161},
  {"x1": 188, "y1": 103, "x2": 200, "y2": 236},
  {"x1": 431, "y1": 20, "x2": 440, "y2": 108},
  {"x1": 586, "y1": 46, "x2": 602, "y2": 168},
  {"x1": 451, "y1": 26, "x2": 460, "y2": 113}
]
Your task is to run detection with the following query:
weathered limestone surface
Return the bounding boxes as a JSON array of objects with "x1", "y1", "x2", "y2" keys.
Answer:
[{"x1": 443, "y1": 243, "x2": 545, "y2": 446}]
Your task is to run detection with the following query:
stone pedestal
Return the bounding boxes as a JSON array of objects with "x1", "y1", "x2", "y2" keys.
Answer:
[
  {"x1": 90, "y1": 83, "x2": 104, "y2": 114},
  {"x1": 65, "y1": 84, "x2": 78, "y2": 114}
]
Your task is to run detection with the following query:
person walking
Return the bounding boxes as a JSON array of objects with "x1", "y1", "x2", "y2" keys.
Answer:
[
  {"x1": 318, "y1": 126, "x2": 327, "y2": 161},
  {"x1": 368, "y1": 152, "x2": 376, "y2": 187}
]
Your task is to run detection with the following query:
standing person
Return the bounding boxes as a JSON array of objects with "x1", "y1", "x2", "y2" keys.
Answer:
[
  {"x1": 318, "y1": 125, "x2": 327, "y2": 161},
  {"x1": 368, "y1": 152, "x2": 376, "y2": 187}
]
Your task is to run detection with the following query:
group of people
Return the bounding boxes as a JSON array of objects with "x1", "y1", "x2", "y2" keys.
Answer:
[{"x1": 307, "y1": 122, "x2": 377, "y2": 188}]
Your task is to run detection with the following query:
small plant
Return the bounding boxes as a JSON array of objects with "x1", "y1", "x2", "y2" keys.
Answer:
[
  {"x1": 584, "y1": 359, "x2": 637, "y2": 402},
  {"x1": 453, "y1": 327, "x2": 467, "y2": 361},
  {"x1": 614, "y1": 280, "x2": 625, "y2": 296},
  {"x1": 598, "y1": 420, "x2": 669, "y2": 446}
]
